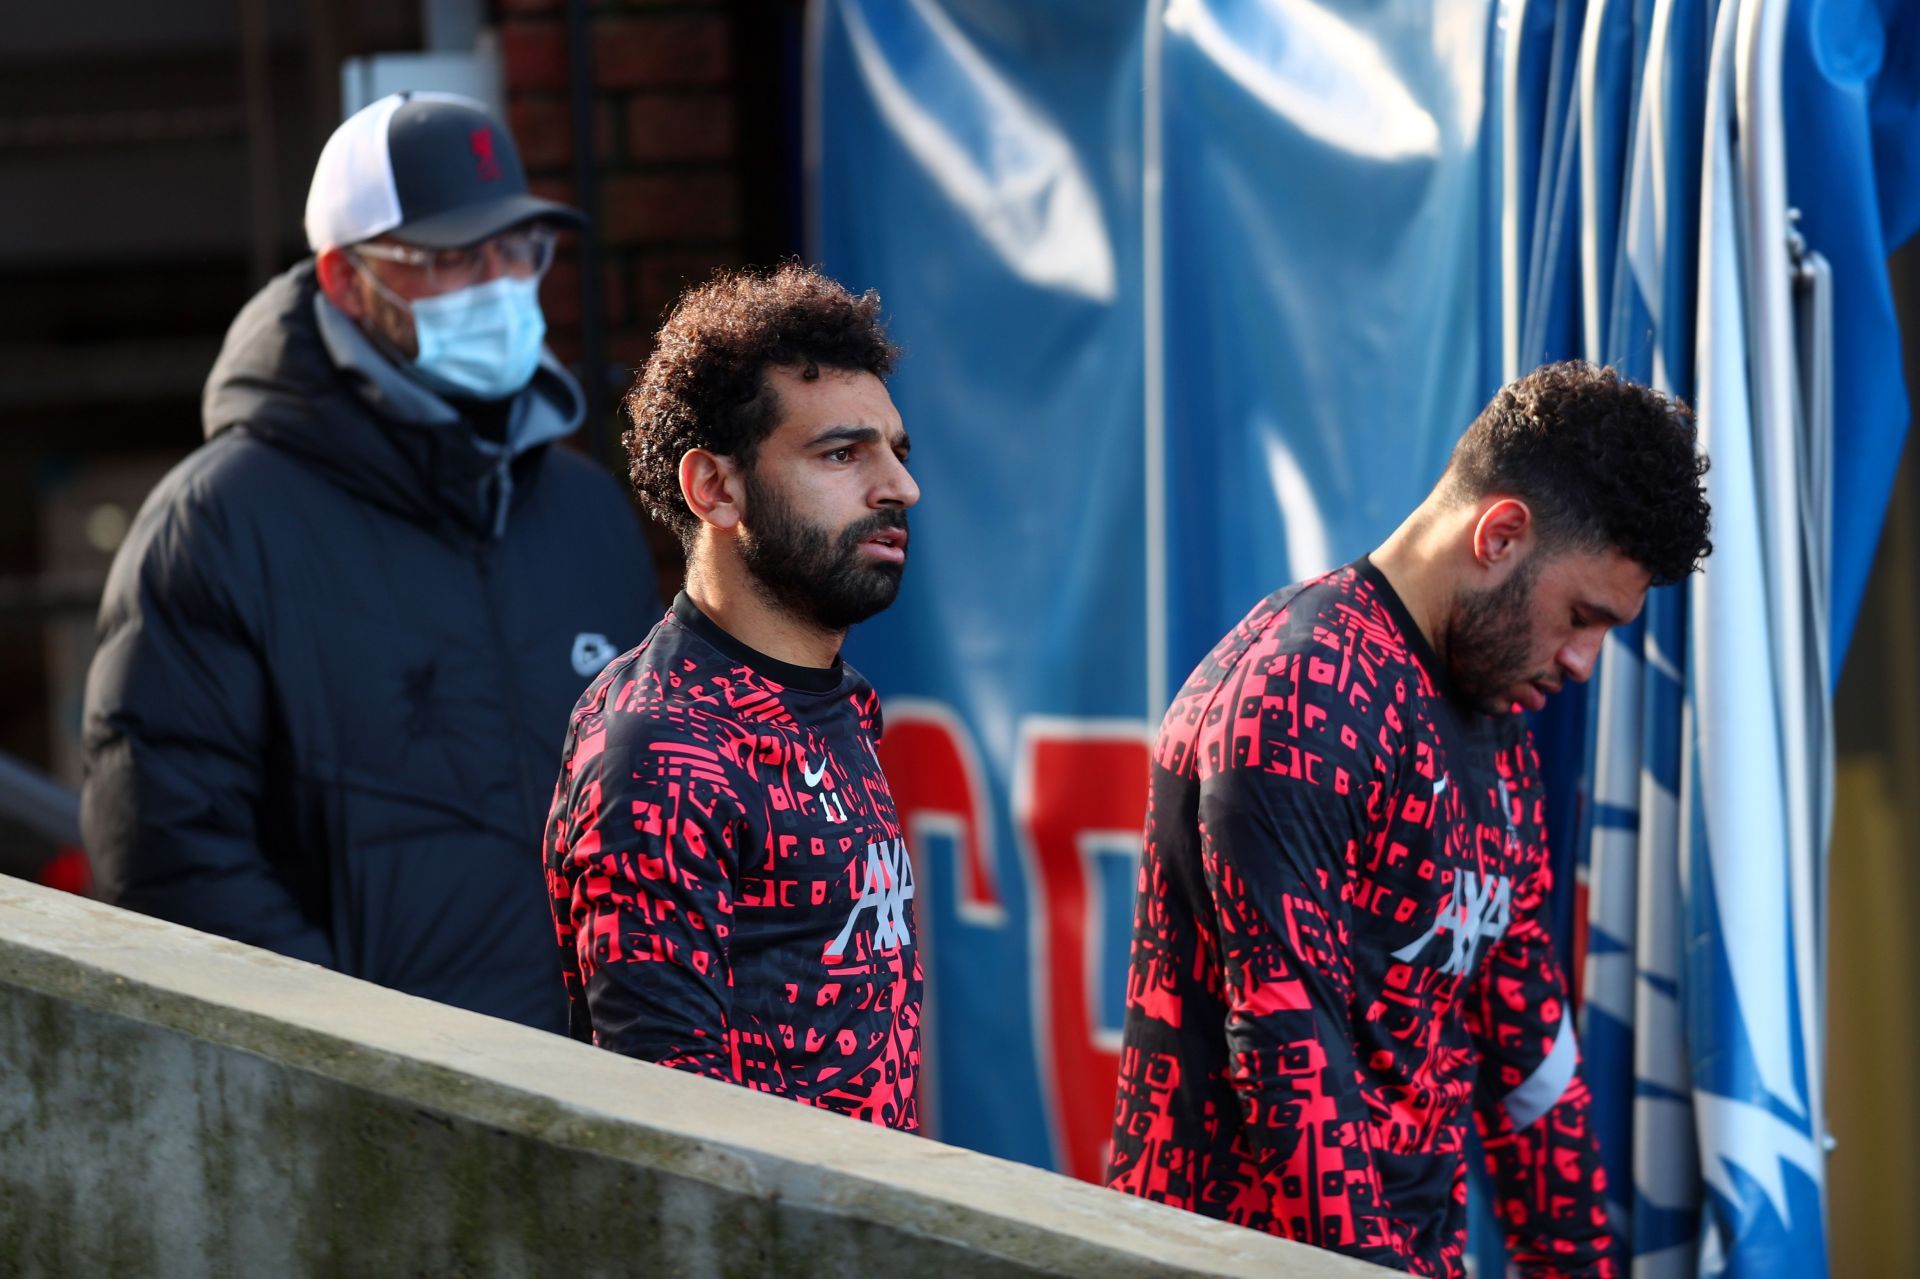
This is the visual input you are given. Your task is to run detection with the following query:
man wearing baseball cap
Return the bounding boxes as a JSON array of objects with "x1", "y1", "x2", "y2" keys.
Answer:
[{"x1": 80, "y1": 92, "x2": 658, "y2": 1033}]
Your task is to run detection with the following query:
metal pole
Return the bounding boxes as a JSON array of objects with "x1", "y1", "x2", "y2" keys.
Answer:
[
  {"x1": 1143, "y1": 0, "x2": 1167, "y2": 722},
  {"x1": 0, "y1": 752, "x2": 81, "y2": 847}
]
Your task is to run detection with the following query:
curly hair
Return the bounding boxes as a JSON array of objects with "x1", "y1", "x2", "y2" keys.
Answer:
[
  {"x1": 623, "y1": 263, "x2": 900, "y2": 543},
  {"x1": 1440, "y1": 361, "x2": 1712, "y2": 585}
]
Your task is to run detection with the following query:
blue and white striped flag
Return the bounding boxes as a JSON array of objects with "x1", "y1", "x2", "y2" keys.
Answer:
[
  {"x1": 1683, "y1": 0, "x2": 1830, "y2": 1272},
  {"x1": 1571, "y1": 0, "x2": 1834, "y2": 1274},
  {"x1": 1578, "y1": 2, "x2": 1712, "y2": 1275}
]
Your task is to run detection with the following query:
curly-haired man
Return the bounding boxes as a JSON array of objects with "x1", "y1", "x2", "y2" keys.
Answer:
[
  {"x1": 1107, "y1": 362, "x2": 1712, "y2": 1276},
  {"x1": 542, "y1": 263, "x2": 923, "y2": 1129}
]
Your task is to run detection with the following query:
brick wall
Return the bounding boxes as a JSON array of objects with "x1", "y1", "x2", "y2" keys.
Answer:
[
  {"x1": 499, "y1": 0, "x2": 749, "y2": 402},
  {"x1": 499, "y1": 0, "x2": 792, "y2": 588}
]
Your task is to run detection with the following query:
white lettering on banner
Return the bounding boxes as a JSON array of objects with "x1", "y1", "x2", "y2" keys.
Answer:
[
  {"x1": 1392, "y1": 869, "x2": 1513, "y2": 975},
  {"x1": 826, "y1": 838, "x2": 915, "y2": 961}
]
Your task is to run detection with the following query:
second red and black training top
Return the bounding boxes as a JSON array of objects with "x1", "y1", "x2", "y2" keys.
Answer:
[
  {"x1": 1106, "y1": 560, "x2": 1618, "y2": 1277},
  {"x1": 544, "y1": 593, "x2": 921, "y2": 1130}
]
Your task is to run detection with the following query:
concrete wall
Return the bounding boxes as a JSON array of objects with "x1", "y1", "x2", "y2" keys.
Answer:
[{"x1": 0, "y1": 876, "x2": 1388, "y2": 1278}]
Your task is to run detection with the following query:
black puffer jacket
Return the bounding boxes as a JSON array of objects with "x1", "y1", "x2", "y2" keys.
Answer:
[{"x1": 81, "y1": 261, "x2": 657, "y2": 1032}]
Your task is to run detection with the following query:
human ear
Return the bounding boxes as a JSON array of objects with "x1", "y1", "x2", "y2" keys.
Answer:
[
  {"x1": 679, "y1": 449, "x2": 744, "y2": 532},
  {"x1": 1472, "y1": 497, "x2": 1533, "y2": 567},
  {"x1": 314, "y1": 248, "x2": 366, "y2": 320}
]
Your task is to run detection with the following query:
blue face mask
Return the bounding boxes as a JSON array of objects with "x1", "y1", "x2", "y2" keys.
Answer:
[{"x1": 406, "y1": 274, "x2": 548, "y2": 401}]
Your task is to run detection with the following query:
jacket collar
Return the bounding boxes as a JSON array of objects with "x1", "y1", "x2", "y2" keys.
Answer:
[{"x1": 201, "y1": 260, "x2": 585, "y2": 539}]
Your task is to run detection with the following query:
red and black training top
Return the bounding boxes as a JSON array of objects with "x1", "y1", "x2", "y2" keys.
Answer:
[
  {"x1": 544, "y1": 593, "x2": 922, "y2": 1130},
  {"x1": 1107, "y1": 560, "x2": 1618, "y2": 1278}
]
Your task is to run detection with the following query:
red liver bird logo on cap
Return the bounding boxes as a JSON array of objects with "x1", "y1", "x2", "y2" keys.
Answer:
[{"x1": 470, "y1": 128, "x2": 502, "y2": 182}]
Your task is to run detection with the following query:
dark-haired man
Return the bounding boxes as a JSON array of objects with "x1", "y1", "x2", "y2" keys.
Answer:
[
  {"x1": 1108, "y1": 363, "x2": 1712, "y2": 1276},
  {"x1": 543, "y1": 264, "x2": 923, "y2": 1129},
  {"x1": 83, "y1": 92, "x2": 654, "y2": 1032}
]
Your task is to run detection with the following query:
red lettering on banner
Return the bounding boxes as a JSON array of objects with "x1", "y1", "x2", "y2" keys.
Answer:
[
  {"x1": 876, "y1": 698, "x2": 1003, "y2": 921},
  {"x1": 1015, "y1": 718, "x2": 1151, "y2": 1184}
]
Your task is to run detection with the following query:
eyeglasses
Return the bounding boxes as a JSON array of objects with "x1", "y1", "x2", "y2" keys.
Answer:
[{"x1": 351, "y1": 224, "x2": 558, "y2": 288}]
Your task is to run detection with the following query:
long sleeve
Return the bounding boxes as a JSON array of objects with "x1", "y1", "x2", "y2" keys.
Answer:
[
  {"x1": 81, "y1": 489, "x2": 333, "y2": 967},
  {"x1": 1195, "y1": 739, "x2": 1406, "y2": 1268},
  {"x1": 1465, "y1": 843, "x2": 1620, "y2": 1277},
  {"x1": 545, "y1": 690, "x2": 753, "y2": 1083}
]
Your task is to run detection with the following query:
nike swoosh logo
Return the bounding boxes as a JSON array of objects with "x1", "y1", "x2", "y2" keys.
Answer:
[
  {"x1": 1433, "y1": 773, "x2": 1449, "y2": 797},
  {"x1": 802, "y1": 757, "x2": 829, "y2": 788}
]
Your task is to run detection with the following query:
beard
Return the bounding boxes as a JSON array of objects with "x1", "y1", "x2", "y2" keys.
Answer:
[
  {"x1": 737, "y1": 469, "x2": 908, "y2": 632},
  {"x1": 1443, "y1": 558, "x2": 1543, "y2": 714}
]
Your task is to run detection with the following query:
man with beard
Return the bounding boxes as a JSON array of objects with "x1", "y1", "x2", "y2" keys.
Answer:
[
  {"x1": 542, "y1": 264, "x2": 923, "y2": 1129},
  {"x1": 1106, "y1": 363, "x2": 1712, "y2": 1277}
]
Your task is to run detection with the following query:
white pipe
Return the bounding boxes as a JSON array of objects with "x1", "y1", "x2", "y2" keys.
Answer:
[
  {"x1": 1500, "y1": 0, "x2": 1529, "y2": 383},
  {"x1": 1734, "y1": 0, "x2": 1825, "y2": 1189},
  {"x1": 1576, "y1": 0, "x2": 1612, "y2": 364},
  {"x1": 1143, "y1": 0, "x2": 1169, "y2": 723}
]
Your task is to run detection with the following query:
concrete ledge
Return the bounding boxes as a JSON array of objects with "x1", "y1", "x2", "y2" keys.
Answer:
[{"x1": 0, "y1": 876, "x2": 1389, "y2": 1278}]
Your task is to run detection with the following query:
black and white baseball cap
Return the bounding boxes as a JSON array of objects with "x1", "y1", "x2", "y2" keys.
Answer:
[{"x1": 304, "y1": 91, "x2": 585, "y2": 251}]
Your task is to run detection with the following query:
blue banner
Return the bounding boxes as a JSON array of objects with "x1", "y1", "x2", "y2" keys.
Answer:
[
  {"x1": 1156, "y1": 0, "x2": 1495, "y2": 690},
  {"x1": 813, "y1": 0, "x2": 1502, "y2": 1184},
  {"x1": 811, "y1": 0, "x2": 1148, "y2": 1175}
]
